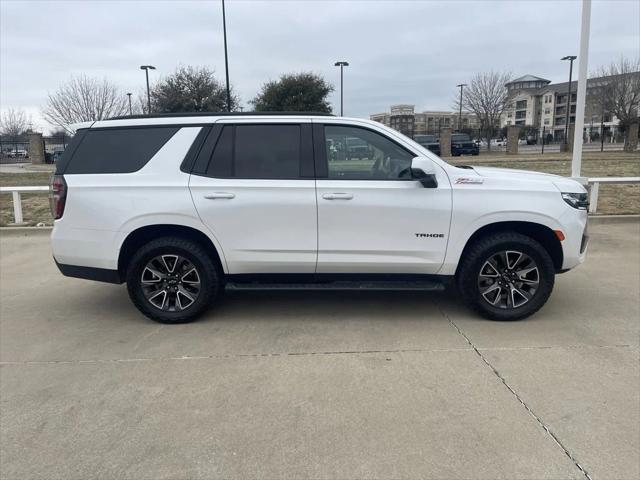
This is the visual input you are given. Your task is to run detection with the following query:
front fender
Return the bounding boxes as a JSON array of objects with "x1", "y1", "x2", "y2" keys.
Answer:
[{"x1": 439, "y1": 210, "x2": 563, "y2": 275}]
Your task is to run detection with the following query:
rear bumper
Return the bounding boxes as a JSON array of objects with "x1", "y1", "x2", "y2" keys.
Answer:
[
  {"x1": 55, "y1": 260, "x2": 122, "y2": 284},
  {"x1": 51, "y1": 224, "x2": 120, "y2": 270}
]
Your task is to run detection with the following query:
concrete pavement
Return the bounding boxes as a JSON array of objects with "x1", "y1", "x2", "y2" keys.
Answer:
[{"x1": 1, "y1": 221, "x2": 638, "y2": 479}]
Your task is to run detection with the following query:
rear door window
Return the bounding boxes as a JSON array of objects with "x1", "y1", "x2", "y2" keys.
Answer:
[
  {"x1": 235, "y1": 125, "x2": 300, "y2": 179},
  {"x1": 204, "y1": 124, "x2": 303, "y2": 179},
  {"x1": 64, "y1": 126, "x2": 178, "y2": 174}
]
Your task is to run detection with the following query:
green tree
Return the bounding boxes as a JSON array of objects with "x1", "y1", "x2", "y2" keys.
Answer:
[
  {"x1": 251, "y1": 72, "x2": 333, "y2": 112},
  {"x1": 151, "y1": 66, "x2": 239, "y2": 113}
]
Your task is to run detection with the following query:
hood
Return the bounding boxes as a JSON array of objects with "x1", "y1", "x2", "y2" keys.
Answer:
[{"x1": 467, "y1": 166, "x2": 587, "y2": 193}]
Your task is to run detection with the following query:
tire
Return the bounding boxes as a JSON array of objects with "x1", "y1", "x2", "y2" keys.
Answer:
[
  {"x1": 126, "y1": 236, "x2": 220, "y2": 323},
  {"x1": 456, "y1": 232, "x2": 555, "y2": 321}
]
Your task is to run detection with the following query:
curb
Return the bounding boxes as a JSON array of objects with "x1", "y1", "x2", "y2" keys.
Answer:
[
  {"x1": 587, "y1": 214, "x2": 640, "y2": 225},
  {"x1": 0, "y1": 226, "x2": 52, "y2": 237}
]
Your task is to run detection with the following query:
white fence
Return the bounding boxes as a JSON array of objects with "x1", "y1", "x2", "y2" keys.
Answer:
[
  {"x1": 0, "y1": 186, "x2": 49, "y2": 224},
  {"x1": 587, "y1": 177, "x2": 640, "y2": 214},
  {"x1": 1, "y1": 178, "x2": 639, "y2": 224}
]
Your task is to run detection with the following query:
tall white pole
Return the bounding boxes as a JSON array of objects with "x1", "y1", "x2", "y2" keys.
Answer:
[{"x1": 571, "y1": 0, "x2": 591, "y2": 178}]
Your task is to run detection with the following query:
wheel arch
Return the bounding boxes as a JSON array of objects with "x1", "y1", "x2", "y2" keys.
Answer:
[
  {"x1": 118, "y1": 224, "x2": 226, "y2": 279},
  {"x1": 455, "y1": 221, "x2": 564, "y2": 275}
]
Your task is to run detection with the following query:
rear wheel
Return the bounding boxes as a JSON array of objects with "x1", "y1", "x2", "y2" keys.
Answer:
[
  {"x1": 126, "y1": 237, "x2": 220, "y2": 323},
  {"x1": 456, "y1": 232, "x2": 555, "y2": 320}
]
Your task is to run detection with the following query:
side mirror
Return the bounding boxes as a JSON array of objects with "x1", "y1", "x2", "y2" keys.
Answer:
[{"x1": 411, "y1": 157, "x2": 438, "y2": 188}]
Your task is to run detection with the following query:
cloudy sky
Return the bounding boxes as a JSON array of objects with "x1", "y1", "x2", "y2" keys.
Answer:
[{"x1": 1, "y1": 0, "x2": 638, "y2": 132}]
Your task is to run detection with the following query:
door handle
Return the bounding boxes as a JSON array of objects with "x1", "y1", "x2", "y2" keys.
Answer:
[
  {"x1": 204, "y1": 192, "x2": 235, "y2": 200},
  {"x1": 322, "y1": 193, "x2": 353, "y2": 200}
]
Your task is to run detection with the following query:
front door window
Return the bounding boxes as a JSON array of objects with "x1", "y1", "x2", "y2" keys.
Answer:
[{"x1": 324, "y1": 125, "x2": 413, "y2": 180}]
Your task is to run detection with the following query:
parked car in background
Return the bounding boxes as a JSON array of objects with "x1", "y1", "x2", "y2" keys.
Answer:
[
  {"x1": 51, "y1": 113, "x2": 589, "y2": 324},
  {"x1": 451, "y1": 133, "x2": 479, "y2": 156},
  {"x1": 7, "y1": 149, "x2": 28, "y2": 158},
  {"x1": 52, "y1": 150, "x2": 65, "y2": 163},
  {"x1": 414, "y1": 134, "x2": 441, "y2": 155},
  {"x1": 345, "y1": 137, "x2": 372, "y2": 160}
]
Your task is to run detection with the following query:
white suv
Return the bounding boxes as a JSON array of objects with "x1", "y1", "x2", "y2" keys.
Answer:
[{"x1": 50, "y1": 113, "x2": 589, "y2": 323}]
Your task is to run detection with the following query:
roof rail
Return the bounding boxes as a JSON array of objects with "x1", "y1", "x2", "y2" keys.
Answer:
[{"x1": 108, "y1": 111, "x2": 335, "y2": 121}]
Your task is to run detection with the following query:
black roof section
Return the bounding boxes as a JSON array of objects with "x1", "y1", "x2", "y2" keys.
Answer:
[{"x1": 109, "y1": 111, "x2": 335, "y2": 121}]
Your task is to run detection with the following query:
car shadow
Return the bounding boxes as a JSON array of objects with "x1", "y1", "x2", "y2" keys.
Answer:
[{"x1": 86, "y1": 284, "x2": 464, "y2": 326}]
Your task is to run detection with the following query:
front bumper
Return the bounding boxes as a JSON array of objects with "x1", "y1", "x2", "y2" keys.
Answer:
[
  {"x1": 559, "y1": 209, "x2": 589, "y2": 270},
  {"x1": 580, "y1": 221, "x2": 589, "y2": 254}
]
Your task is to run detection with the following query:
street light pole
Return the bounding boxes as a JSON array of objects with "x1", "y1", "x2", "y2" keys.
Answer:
[
  {"x1": 456, "y1": 83, "x2": 467, "y2": 132},
  {"x1": 126, "y1": 93, "x2": 133, "y2": 115},
  {"x1": 334, "y1": 61, "x2": 349, "y2": 116},
  {"x1": 561, "y1": 55, "x2": 577, "y2": 144},
  {"x1": 140, "y1": 65, "x2": 156, "y2": 114},
  {"x1": 222, "y1": 0, "x2": 231, "y2": 112}
]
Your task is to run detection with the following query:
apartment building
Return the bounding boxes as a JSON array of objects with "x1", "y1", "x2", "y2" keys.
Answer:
[
  {"x1": 370, "y1": 105, "x2": 479, "y2": 138},
  {"x1": 501, "y1": 75, "x2": 550, "y2": 130},
  {"x1": 501, "y1": 73, "x2": 632, "y2": 142}
]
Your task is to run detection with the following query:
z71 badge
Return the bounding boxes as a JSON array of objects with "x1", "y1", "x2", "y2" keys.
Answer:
[{"x1": 455, "y1": 177, "x2": 484, "y2": 184}]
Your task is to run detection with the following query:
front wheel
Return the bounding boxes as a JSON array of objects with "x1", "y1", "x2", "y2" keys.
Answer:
[
  {"x1": 456, "y1": 232, "x2": 555, "y2": 320},
  {"x1": 126, "y1": 237, "x2": 220, "y2": 323}
]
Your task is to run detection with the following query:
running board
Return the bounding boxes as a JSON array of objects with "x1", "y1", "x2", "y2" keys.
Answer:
[{"x1": 225, "y1": 280, "x2": 446, "y2": 292}]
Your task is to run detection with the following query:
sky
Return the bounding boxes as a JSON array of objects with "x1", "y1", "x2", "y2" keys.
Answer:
[{"x1": 1, "y1": 0, "x2": 639, "y2": 133}]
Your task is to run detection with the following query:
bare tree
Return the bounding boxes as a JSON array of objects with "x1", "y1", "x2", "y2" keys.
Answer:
[
  {"x1": 594, "y1": 56, "x2": 640, "y2": 151},
  {"x1": 0, "y1": 108, "x2": 28, "y2": 136},
  {"x1": 135, "y1": 91, "x2": 150, "y2": 115},
  {"x1": 0, "y1": 108, "x2": 29, "y2": 154},
  {"x1": 42, "y1": 75, "x2": 129, "y2": 132},
  {"x1": 461, "y1": 71, "x2": 512, "y2": 150}
]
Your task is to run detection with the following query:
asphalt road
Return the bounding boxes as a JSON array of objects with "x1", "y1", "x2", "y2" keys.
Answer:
[{"x1": 1, "y1": 221, "x2": 638, "y2": 480}]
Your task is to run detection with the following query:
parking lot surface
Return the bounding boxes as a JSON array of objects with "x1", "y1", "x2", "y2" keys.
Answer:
[{"x1": 1, "y1": 221, "x2": 638, "y2": 480}]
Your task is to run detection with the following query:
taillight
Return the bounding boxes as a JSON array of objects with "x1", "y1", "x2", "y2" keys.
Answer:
[{"x1": 49, "y1": 174, "x2": 67, "y2": 220}]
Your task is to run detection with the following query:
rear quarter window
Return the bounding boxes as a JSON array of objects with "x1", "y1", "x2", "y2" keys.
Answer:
[
  {"x1": 54, "y1": 129, "x2": 87, "y2": 174},
  {"x1": 64, "y1": 126, "x2": 179, "y2": 174}
]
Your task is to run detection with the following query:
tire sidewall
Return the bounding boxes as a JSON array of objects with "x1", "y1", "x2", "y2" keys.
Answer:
[
  {"x1": 126, "y1": 239, "x2": 218, "y2": 323},
  {"x1": 460, "y1": 236, "x2": 555, "y2": 320}
]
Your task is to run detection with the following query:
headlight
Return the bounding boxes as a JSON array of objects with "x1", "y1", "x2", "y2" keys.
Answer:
[{"x1": 562, "y1": 192, "x2": 589, "y2": 210}]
